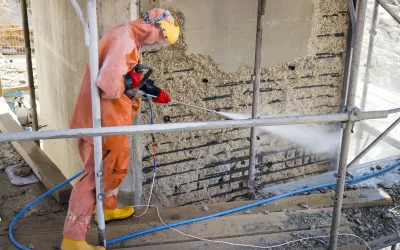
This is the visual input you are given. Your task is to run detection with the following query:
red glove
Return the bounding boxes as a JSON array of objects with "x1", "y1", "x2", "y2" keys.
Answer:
[
  {"x1": 152, "y1": 90, "x2": 171, "y2": 103},
  {"x1": 127, "y1": 70, "x2": 142, "y2": 89}
]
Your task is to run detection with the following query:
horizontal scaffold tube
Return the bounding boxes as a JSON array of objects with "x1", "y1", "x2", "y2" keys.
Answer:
[{"x1": 0, "y1": 110, "x2": 393, "y2": 142}]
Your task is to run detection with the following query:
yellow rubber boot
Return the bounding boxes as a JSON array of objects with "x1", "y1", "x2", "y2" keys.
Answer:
[
  {"x1": 103, "y1": 206, "x2": 134, "y2": 223},
  {"x1": 61, "y1": 237, "x2": 105, "y2": 250}
]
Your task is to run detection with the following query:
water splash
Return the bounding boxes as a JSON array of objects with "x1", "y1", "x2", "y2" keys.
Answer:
[{"x1": 217, "y1": 112, "x2": 340, "y2": 155}]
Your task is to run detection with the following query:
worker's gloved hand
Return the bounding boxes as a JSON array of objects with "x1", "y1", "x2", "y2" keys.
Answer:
[
  {"x1": 153, "y1": 90, "x2": 171, "y2": 103},
  {"x1": 139, "y1": 79, "x2": 171, "y2": 104},
  {"x1": 139, "y1": 79, "x2": 160, "y2": 96},
  {"x1": 124, "y1": 70, "x2": 142, "y2": 91}
]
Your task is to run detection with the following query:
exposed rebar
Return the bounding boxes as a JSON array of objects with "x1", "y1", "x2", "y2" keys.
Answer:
[
  {"x1": 138, "y1": 91, "x2": 219, "y2": 114},
  {"x1": 171, "y1": 100, "x2": 218, "y2": 114}
]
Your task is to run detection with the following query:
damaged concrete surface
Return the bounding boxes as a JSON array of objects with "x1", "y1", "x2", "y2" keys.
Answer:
[
  {"x1": 138, "y1": 0, "x2": 349, "y2": 207},
  {"x1": 25, "y1": 0, "x2": 351, "y2": 208},
  {"x1": 144, "y1": 0, "x2": 315, "y2": 73}
]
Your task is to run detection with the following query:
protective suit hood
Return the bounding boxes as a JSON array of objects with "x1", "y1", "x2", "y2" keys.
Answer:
[{"x1": 126, "y1": 8, "x2": 175, "y2": 49}]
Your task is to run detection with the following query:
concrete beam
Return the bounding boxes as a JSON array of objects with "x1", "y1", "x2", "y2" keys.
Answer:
[{"x1": 0, "y1": 97, "x2": 71, "y2": 203}]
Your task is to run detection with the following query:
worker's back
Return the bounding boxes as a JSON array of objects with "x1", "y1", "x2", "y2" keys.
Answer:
[{"x1": 70, "y1": 24, "x2": 140, "y2": 151}]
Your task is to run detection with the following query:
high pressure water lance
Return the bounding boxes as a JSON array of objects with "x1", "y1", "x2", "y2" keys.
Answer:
[
  {"x1": 125, "y1": 64, "x2": 226, "y2": 117},
  {"x1": 171, "y1": 99, "x2": 219, "y2": 114},
  {"x1": 138, "y1": 90, "x2": 219, "y2": 114}
]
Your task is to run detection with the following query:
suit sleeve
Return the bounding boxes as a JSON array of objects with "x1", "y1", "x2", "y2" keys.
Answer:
[{"x1": 96, "y1": 32, "x2": 138, "y2": 99}]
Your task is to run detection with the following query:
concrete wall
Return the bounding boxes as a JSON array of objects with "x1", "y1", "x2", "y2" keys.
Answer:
[
  {"x1": 138, "y1": 0, "x2": 348, "y2": 206},
  {"x1": 30, "y1": 0, "x2": 136, "y2": 180},
  {"x1": 32, "y1": 0, "x2": 348, "y2": 207},
  {"x1": 143, "y1": 0, "x2": 314, "y2": 73}
]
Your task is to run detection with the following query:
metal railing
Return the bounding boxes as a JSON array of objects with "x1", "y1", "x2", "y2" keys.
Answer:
[{"x1": 1, "y1": 0, "x2": 399, "y2": 248}]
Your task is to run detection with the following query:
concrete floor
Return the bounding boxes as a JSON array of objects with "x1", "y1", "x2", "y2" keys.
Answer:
[{"x1": 2, "y1": 190, "x2": 384, "y2": 250}]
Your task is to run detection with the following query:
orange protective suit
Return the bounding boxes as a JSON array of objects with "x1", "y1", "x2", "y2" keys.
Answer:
[{"x1": 63, "y1": 8, "x2": 175, "y2": 241}]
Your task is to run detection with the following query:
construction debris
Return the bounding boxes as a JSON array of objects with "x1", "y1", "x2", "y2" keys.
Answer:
[
  {"x1": 13, "y1": 164, "x2": 31, "y2": 177},
  {"x1": 298, "y1": 202, "x2": 310, "y2": 209},
  {"x1": 244, "y1": 209, "x2": 252, "y2": 214},
  {"x1": 5, "y1": 163, "x2": 39, "y2": 186}
]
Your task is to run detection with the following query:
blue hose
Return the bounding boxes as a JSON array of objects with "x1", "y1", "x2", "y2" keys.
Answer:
[
  {"x1": 8, "y1": 94, "x2": 158, "y2": 249},
  {"x1": 144, "y1": 94, "x2": 157, "y2": 172},
  {"x1": 106, "y1": 159, "x2": 400, "y2": 245},
  {"x1": 8, "y1": 159, "x2": 400, "y2": 248},
  {"x1": 8, "y1": 170, "x2": 85, "y2": 250},
  {"x1": 145, "y1": 94, "x2": 155, "y2": 125},
  {"x1": 8, "y1": 96, "x2": 400, "y2": 249}
]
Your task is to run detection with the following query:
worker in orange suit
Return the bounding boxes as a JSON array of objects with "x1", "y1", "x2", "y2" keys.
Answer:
[{"x1": 61, "y1": 8, "x2": 179, "y2": 250}]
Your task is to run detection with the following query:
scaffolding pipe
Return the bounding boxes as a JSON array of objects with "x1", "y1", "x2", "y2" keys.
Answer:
[
  {"x1": 87, "y1": 0, "x2": 106, "y2": 246},
  {"x1": 349, "y1": 116, "x2": 400, "y2": 168},
  {"x1": 20, "y1": 0, "x2": 39, "y2": 134},
  {"x1": 389, "y1": 108, "x2": 400, "y2": 113},
  {"x1": 329, "y1": 122, "x2": 354, "y2": 249},
  {"x1": 70, "y1": 0, "x2": 90, "y2": 46},
  {"x1": 378, "y1": 0, "x2": 400, "y2": 24},
  {"x1": 355, "y1": 0, "x2": 380, "y2": 161},
  {"x1": 360, "y1": 122, "x2": 400, "y2": 149},
  {"x1": 360, "y1": 0, "x2": 379, "y2": 112},
  {"x1": 0, "y1": 110, "x2": 392, "y2": 142},
  {"x1": 329, "y1": 0, "x2": 368, "y2": 248},
  {"x1": 335, "y1": 0, "x2": 357, "y2": 171},
  {"x1": 336, "y1": 0, "x2": 357, "y2": 170},
  {"x1": 248, "y1": 0, "x2": 266, "y2": 197},
  {"x1": 339, "y1": 26, "x2": 354, "y2": 113}
]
